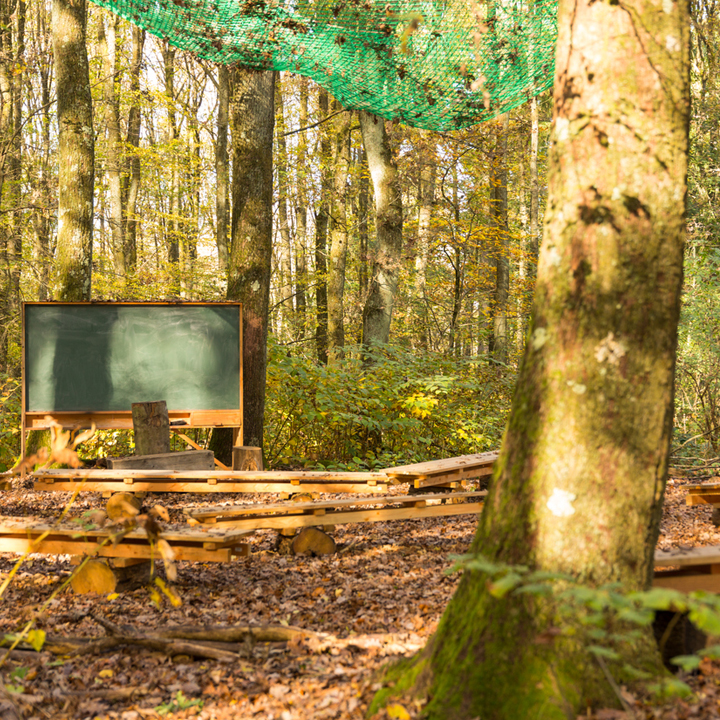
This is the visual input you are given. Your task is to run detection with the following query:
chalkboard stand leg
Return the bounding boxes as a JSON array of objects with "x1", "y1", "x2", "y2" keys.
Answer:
[{"x1": 132, "y1": 401, "x2": 171, "y2": 457}]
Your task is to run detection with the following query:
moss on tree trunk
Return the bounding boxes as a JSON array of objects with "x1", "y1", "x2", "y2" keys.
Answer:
[{"x1": 373, "y1": 0, "x2": 691, "y2": 714}]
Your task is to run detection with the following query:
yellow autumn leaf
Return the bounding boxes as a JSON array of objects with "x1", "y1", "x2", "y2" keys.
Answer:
[
  {"x1": 107, "y1": 593, "x2": 120, "y2": 601},
  {"x1": 387, "y1": 703, "x2": 411, "y2": 720},
  {"x1": 98, "y1": 669, "x2": 114, "y2": 678},
  {"x1": 27, "y1": 629, "x2": 46, "y2": 652}
]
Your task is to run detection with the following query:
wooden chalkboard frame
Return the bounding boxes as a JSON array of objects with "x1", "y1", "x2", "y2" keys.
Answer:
[{"x1": 21, "y1": 302, "x2": 243, "y2": 456}]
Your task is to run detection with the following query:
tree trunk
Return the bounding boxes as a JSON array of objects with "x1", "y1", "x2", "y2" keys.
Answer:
[
  {"x1": 122, "y1": 25, "x2": 144, "y2": 275},
  {"x1": 293, "y1": 77, "x2": 308, "y2": 338},
  {"x1": 99, "y1": 13, "x2": 124, "y2": 276},
  {"x1": 275, "y1": 75, "x2": 294, "y2": 336},
  {"x1": 215, "y1": 65, "x2": 229, "y2": 271},
  {"x1": 53, "y1": 0, "x2": 94, "y2": 301},
  {"x1": 227, "y1": 68, "x2": 275, "y2": 449},
  {"x1": 415, "y1": 139, "x2": 435, "y2": 352},
  {"x1": 314, "y1": 88, "x2": 330, "y2": 365},
  {"x1": 379, "y1": 0, "x2": 691, "y2": 713},
  {"x1": 359, "y1": 111, "x2": 402, "y2": 351},
  {"x1": 162, "y1": 42, "x2": 179, "y2": 290},
  {"x1": 357, "y1": 148, "x2": 369, "y2": 305},
  {"x1": 488, "y1": 113, "x2": 509, "y2": 365},
  {"x1": 327, "y1": 104, "x2": 350, "y2": 362},
  {"x1": 31, "y1": 5, "x2": 52, "y2": 302}
]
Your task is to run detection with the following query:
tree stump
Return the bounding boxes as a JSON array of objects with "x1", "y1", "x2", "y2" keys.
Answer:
[
  {"x1": 291, "y1": 527, "x2": 336, "y2": 556},
  {"x1": 132, "y1": 401, "x2": 171, "y2": 457},
  {"x1": 71, "y1": 559, "x2": 153, "y2": 594},
  {"x1": 712, "y1": 508, "x2": 720, "y2": 528},
  {"x1": 232, "y1": 446, "x2": 264, "y2": 471},
  {"x1": 106, "y1": 492, "x2": 142, "y2": 522},
  {"x1": 275, "y1": 527, "x2": 296, "y2": 555}
]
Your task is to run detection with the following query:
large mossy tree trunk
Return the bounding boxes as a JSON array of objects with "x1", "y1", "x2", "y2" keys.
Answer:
[
  {"x1": 53, "y1": 0, "x2": 94, "y2": 301},
  {"x1": 378, "y1": 0, "x2": 691, "y2": 714},
  {"x1": 227, "y1": 67, "x2": 275, "y2": 450}
]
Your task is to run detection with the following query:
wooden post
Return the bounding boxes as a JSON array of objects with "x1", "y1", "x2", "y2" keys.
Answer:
[
  {"x1": 132, "y1": 401, "x2": 171, "y2": 456},
  {"x1": 232, "y1": 446, "x2": 264, "y2": 471}
]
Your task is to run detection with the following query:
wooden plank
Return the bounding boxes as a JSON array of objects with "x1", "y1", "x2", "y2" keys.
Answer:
[
  {"x1": 686, "y1": 494, "x2": 720, "y2": 507},
  {"x1": 33, "y1": 480, "x2": 390, "y2": 494},
  {"x1": 653, "y1": 570, "x2": 720, "y2": 593},
  {"x1": 108, "y1": 450, "x2": 215, "y2": 471},
  {"x1": 0, "y1": 535, "x2": 243, "y2": 563},
  {"x1": 384, "y1": 452, "x2": 498, "y2": 479},
  {"x1": 24, "y1": 410, "x2": 243, "y2": 431},
  {"x1": 654, "y1": 545, "x2": 720, "y2": 568},
  {"x1": 174, "y1": 432, "x2": 230, "y2": 470},
  {"x1": 0, "y1": 516, "x2": 251, "y2": 545},
  {"x1": 188, "y1": 490, "x2": 488, "y2": 520},
  {"x1": 200, "y1": 501, "x2": 485, "y2": 532},
  {"x1": 33, "y1": 469, "x2": 391, "y2": 482}
]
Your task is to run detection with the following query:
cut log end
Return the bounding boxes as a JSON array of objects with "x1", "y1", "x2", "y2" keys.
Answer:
[
  {"x1": 71, "y1": 560, "x2": 118, "y2": 595},
  {"x1": 291, "y1": 527, "x2": 336, "y2": 556},
  {"x1": 106, "y1": 492, "x2": 142, "y2": 521}
]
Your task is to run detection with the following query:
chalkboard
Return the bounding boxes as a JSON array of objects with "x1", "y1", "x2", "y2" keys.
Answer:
[{"x1": 23, "y1": 303, "x2": 242, "y2": 414}]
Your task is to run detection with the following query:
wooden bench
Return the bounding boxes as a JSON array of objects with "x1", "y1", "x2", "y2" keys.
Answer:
[
  {"x1": 654, "y1": 545, "x2": 720, "y2": 592},
  {"x1": 31, "y1": 469, "x2": 393, "y2": 495},
  {"x1": 0, "y1": 516, "x2": 253, "y2": 563},
  {"x1": 384, "y1": 452, "x2": 498, "y2": 489},
  {"x1": 185, "y1": 490, "x2": 487, "y2": 531},
  {"x1": 685, "y1": 482, "x2": 720, "y2": 508}
]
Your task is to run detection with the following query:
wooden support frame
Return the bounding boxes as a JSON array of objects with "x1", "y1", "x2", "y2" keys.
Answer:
[
  {"x1": 0, "y1": 516, "x2": 253, "y2": 563},
  {"x1": 186, "y1": 490, "x2": 487, "y2": 531},
  {"x1": 21, "y1": 302, "x2": 244, "y2": 461}
]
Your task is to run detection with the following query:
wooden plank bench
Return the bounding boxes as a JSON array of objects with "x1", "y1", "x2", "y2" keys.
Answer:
[
  {"x1": 384, "y1": 452, "x2": 498, "y2": 489},
  {"x1": 685, "y1": 482, "x2": 720, "y2": 507},
  {"x1": 654, "y1": 545, "x2": 720, "y2": 592},
  {"x1": 185, "y1": 490, "x2": 487, "y2": 531},
  {"x1": 31, "y1": 469, "x2": 393, "y2": 495},
  {"x1": 0, "y1": 516, "x2": 253, "y2": 563}
]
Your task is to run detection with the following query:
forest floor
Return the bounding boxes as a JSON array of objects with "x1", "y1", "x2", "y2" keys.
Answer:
[{"x1": 1, "y1": 474, "x2": 720, "y2": 720}]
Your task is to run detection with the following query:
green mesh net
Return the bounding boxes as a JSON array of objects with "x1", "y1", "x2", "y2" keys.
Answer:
[{"x1": 93, "y1": 0, "x2": 557, "y2": 130}]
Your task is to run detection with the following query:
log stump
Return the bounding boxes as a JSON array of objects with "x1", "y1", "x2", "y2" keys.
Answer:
[
  {"x1": 71, "y1": 558, "x2": 153, "y2": 594},
  {"x1": 132, "y1": 401, "x2": 171, "y2": 457},
  {"x1": 232, "y1": 446, "x2": 264, "y2": 471},
  {"x1": 291, "y1": 527, "x2": 336, "y2": 556},
  {"x1": 106, "y1": 492, "x2": 142, "y2": 522}
]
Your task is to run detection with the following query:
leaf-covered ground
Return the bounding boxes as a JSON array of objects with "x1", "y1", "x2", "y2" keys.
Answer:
[{"x1": 1, "y1": 475, "x2": 720, "y2": 720}]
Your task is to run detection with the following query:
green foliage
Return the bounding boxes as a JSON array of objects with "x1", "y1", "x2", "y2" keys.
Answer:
[
  {"x1": 0, "y1": 375, "x2": 20, "y2": 472},
  {"x1": 448, "y1": 552, "x2": 720, "y2": 700},
  {"x1": 155, "y1": 691, "x2": 203, "y2": 716},
  {"x1": 264, "y1": 340, "x2": 512, "y2": 468}
]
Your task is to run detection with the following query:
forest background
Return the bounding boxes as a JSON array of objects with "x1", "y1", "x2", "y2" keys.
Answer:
[{"x1": 0, "y1": 0, "x2": 717, "y2": 473}]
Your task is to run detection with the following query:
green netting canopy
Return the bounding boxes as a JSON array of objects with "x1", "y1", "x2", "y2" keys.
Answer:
[{"x1": 94, "y1": 0, "x2": 558, "y2": 130}]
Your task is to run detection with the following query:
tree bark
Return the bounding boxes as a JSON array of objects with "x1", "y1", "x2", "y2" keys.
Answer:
[
  {"x1": 275, "y1": 75, "x2": 294, "y2": 335},
  {"x1": 53, "y1": 0, "x2": 94, "y2": 301},
  {"x1": 227, "y1": 68, "x2": 275, "y2": 449},
  {"x1": 359, "y1": 112, "x2": 402, "y2": 351},
  {"x1": 99, "y1": 13, "x2": 124, "y2": 276},
  {"x1": 327, "y1": 104, "x2": 350, "y2": 362},
  {"x1": 314, "y1": 88, "x2": 330, "y2": 365},
  {"x1": 122, "y1": 25, "x2": 144, "y2": 275},
  {"x1": 162, "y1": 42, "x2": 179, "y2": 290},
  {"x1": 488, "y1": 113, "x2": 509, "y2": 365},
  {"x1": 215, "y1": 65, "x2": 230, "y2": 271},
  {"x1": 293, "y1": 77, "x2": 309, "y2": 337},
  {"x1": 414, "y1": 137, "x2": 435, "y2": 352},
  {"x1": 380, "y1": 0, "x2": 691, "y2": 713}
]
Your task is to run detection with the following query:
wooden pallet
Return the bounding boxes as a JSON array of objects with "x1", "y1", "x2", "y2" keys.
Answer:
[
  {"x1": 654, "y1": 545, "x2": 720, "y2": 592},
  {"x1": 186, "y1": 491, "x2": 487, "y2": 531},
  {"x1": 0, "y1": 516, "x2": 252, "y2": 563},
  {"x1": 685, "y1": 482, "x2": 720, "y2": 507},
  {"x1": 384, "y1": 452, "x2": 498, "y2": 489},
  {"x1": 31, "y1": 469, "x2": 393, "y2": 495}
]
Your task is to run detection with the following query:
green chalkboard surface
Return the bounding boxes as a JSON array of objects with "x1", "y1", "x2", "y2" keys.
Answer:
[{"x1": 24, "y1": 303, "x2": 241, "y2": 413}]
